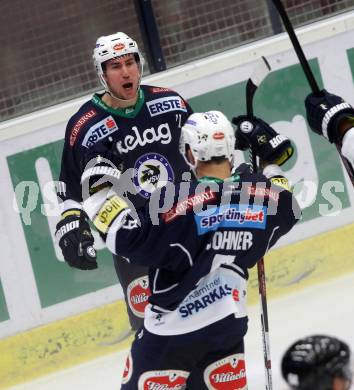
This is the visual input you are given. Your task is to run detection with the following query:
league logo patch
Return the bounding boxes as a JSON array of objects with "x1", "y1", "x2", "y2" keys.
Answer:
[
  {"x1": 138, "y1": 370, "x2": 189, "y2": 390},
  {"x1": 121, "y1": 351, "x2": 133, "y2": 385},
  {"x1": 133, "y1": 153, "x2": 174, "y2": 198},
  {"x1": 127, "y1": 276, "x2": 151, "y2": 318},
  {"x1": 204, "y1": 354, "x2": 247, "y2": 390}
]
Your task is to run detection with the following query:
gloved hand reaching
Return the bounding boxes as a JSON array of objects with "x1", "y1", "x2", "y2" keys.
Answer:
[
  {"x1": 232, "y1": 115, "x2": 293, "y2": 166},
  {"x1": 305, "y1": 89, "x2": 354, "y2": 143},
  {"x1": 55, "y1": 137, "x2": 121, "y2": 271}
]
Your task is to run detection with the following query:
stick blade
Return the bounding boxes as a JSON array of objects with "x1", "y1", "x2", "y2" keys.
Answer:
[{"x1": 250, "y1": 56, "x2": 271, "y2": 87}]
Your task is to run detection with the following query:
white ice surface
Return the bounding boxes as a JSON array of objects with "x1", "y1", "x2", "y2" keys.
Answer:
[{"x1": 10, "y1": 271, "x2": 354, "y2": 390}]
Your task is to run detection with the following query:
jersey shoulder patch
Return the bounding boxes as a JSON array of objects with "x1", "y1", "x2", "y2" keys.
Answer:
[
  {"x1": 143, "y1": 85, "x2": 191, "y2": 118},
  {"x1": 81, "y1": 116, "x2": 119, "y2": 148},
  {"x1": 68, "y1": 103, "x2": 98, "y2": 146},
  {"x1": 149, "y1": 86, "x2": 172, "y2": 94}
]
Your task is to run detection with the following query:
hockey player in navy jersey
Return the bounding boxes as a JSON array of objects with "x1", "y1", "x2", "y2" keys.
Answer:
[
  {"x1": 55, "y1": 32, "x2": 193, "y2": 331},
  {"x1": 80, "y1": 110, "x2": 300, "y2": 389}
]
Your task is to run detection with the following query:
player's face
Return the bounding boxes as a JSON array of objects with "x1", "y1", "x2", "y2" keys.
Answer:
[
  {"x1": 103, "y1": 54, "x2": 140, "y2": 100},
  {"x1": 333, "y1": 376, "x2": 351, "y2": 390}
]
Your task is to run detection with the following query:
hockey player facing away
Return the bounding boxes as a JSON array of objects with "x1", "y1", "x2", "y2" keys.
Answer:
[
  {"x1": 81, "y1": 111, "x2": 300, "y2": 389},
  {"x1": 305, "y1": 90, "x2": 354, "y2": 169},
  {"x1": 55, "y1": 32, "x2": 193, "y2": 331},
  {"x1": 281, "y1": 335, "x2": 353, "y2": 390}
]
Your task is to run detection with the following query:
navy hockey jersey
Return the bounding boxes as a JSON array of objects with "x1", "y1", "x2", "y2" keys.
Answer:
[
  {"x1": 59, "y1": 85, "x2": 193, "y2": 211},
  {"x1": 84, "y1": 169, "x2": 300, "y2": 335}
]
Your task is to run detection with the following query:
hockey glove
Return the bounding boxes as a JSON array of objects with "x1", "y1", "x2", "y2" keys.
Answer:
[
  {"x1": 55, "y1": 210, "x2": 97, "y2": 270},
  {"x1": 232, "y1": 115, "x2": 293, "y2": 166},
  {"x1": 305, "y1": 89, "x2": 354, "y2": 143}
]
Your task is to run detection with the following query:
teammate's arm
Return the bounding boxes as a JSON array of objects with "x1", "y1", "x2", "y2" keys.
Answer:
[
  {"x1": 232, "y1": 115, "x2": 301, "y2": 247},
  {"x1": 55, "y1": 122, "x2": 98, "y2": 270},
  {"x1": 305, "y1": 89, "x2": 354, "y2": 168}
]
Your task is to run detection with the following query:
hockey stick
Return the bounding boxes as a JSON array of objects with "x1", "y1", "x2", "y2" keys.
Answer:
[
  {"x1": 271, "y1": 0, "x2": 354, "y2": 186},
  {"x1": 246, "y1": 56, "x2": 273, "y2": 390},
  {"x1": 246, "y1": 56, "x2": 272, "y2": 169}
]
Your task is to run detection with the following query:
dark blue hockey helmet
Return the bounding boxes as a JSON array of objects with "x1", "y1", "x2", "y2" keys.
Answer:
[{"x1": 281, "y1": 335, "x2": 352, "y2": 390}]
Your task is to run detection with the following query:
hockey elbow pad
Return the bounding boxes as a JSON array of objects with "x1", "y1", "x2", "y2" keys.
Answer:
[{"x1": 81, "y1": 155, "x2": 122, "y2": 196}]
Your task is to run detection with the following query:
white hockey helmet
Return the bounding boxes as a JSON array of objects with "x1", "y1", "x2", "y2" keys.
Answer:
[
  {"x1": 180, "y1": 111, "x2": 235, "y2": 169},
  {"x1": 93, "y1": 32, "x2": 145, "y2": 91}
]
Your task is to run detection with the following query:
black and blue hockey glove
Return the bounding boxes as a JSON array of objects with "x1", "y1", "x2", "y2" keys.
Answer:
[
  {"x1": 55, "y1": 210, "x2": 97, "y2": 270},
  {"x1": 305, "y1": 89, "x2": 354, "y2": 143},
  {"x1": 232, "y1": 115, "x2": 293, "y2": 166}
]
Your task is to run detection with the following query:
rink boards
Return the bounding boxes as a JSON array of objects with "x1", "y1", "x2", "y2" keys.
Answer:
[{"x1": 1, "y1": 11, "x2": 354, "y2": 388}]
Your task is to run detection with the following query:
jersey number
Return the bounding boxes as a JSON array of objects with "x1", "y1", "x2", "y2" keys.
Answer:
[{"x1": 176, "y1": 114, "x2": 182, "y2": 127}]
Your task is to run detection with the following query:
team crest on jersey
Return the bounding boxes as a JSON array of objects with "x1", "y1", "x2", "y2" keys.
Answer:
[
  {"x1": 127, "y1": 276, "x2": 151, "y2": 318},
  {"x1": 146, "y1": 96, "x2": 187, "y2": 117},
  {"x1": 81, "y1": 116, "x2": 118, "y2": 148},
  {"x1": 133, "y1": 153, "x2": 174, "y2": 198},
  {"x1": 121, "y1": 352, "x2": 133, "y2": 385},
  {"x1": 203, "y1": 354, "x2": 247, "y2": 390},
  {"x1": 138, "y1": 370, "x2": 189, "y2": 390}
]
